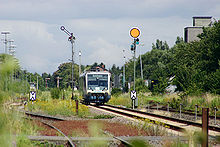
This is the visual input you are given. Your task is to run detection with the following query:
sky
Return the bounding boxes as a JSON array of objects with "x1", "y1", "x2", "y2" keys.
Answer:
[{"x1": 0, "y1": 0, "x2": 219, "y2": 74}]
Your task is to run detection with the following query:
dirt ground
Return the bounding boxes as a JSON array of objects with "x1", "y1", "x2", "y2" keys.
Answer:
[{"x1": 35, "y1": 119, "x2": 148, "y2": 137}]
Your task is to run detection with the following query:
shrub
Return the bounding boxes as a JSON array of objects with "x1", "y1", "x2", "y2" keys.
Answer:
[
  {"x1": 27, "y1": 99, "x2": 90, "y2": 117},
  {"x1": 111, "y1": 88, "x2": 122, "y2": 96},
  {"x1": 135, "y1": 78, "x2": 149, "y2": 93},
  {"x1": 50, "y1": 88, "x2": 60, "y2": 99},
  {"x1": 93, "y1": 114, "x2": 114, "y2": 119}
]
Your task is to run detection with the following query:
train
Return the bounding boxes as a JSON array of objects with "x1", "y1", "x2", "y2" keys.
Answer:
[{"x1": 79, "y1": 69, "x2": 111, "y2": 105}]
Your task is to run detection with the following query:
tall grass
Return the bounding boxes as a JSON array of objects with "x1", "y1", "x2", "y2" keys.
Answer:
[
  {"x1": 0, "y1": 54, "x2": 18, "y2": 146},
  {"x1": 108, "y1": 93, "x2": 131, "y2": 107},
  {"x1": 0, "y1": 54, "x2": 38, "y2": 146},
  {"x1": 108, "y1": 92, "x2": 165, "y2": 108},
  {"x1": 27, "y1": 99, "x2": 90, "y2": 117},
  {"x1": 109, "y1": 92, "x2": 220, "y2": 116}
]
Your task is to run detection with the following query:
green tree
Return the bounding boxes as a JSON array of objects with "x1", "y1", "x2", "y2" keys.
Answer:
[
  {"x1": 152, "y1": 39, "x2": 169, "y2": 50},
  {"x1": 52, "y1": 62, "x2": 79, "y2": 89},
  {"x1": 170, "y1": 21, "x2": 220, "y2": 94}
]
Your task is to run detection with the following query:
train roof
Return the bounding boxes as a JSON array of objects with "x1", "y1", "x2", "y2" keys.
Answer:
[{"x1": 79, "y1": 70, "x2": 111, "y2": 77}]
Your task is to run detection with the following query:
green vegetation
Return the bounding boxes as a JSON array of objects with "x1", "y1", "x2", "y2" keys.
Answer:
[
  {"x1": 111, "y1": 87, "x2": 123, "y2": 96},
  {"x1": 115, "y1": 21, "x2": 220, "y2": 95},
  {"x1": 108, "y1": 92, "x2": 220, "y2": 116},
  {"x1": 0, "y1": 54, "x2": 38, "y2": 146},
  {"x1": 27, "y1": 99, "x2": 89, "y2": 117},
  {"x1": 26, "y1": 89, "x2": 89, "y2": 117},
  {"x1": 0, "y1": 20, "x2": 220, "y2": 146},
  {"x1": 135, "y1": 118, "x2": 168, "y2": 136},
  {"x1": 93, "y1": 114, "x2": 114, "y2": 119},
  {"x1": 108, "y1": 93, "x2": 131, "y2": 107},
  {"x1": 50, "y1": 87, "x2": 61, "y2": 99}
]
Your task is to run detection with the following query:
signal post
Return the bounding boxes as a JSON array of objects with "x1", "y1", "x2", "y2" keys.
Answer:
[
  {"x1": 130, "y1": 27, "x2": 140, "y2": 109},
  {"x1": 60, "y1": 26, "x2": 78, "y2": 115}
]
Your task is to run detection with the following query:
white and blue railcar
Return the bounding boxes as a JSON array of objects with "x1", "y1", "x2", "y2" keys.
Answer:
[{"x1": 79, "y1": 71, "x2": 111, "y2": 104}]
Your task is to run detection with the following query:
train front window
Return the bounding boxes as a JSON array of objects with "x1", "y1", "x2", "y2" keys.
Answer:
[{"x1": 87, "y1": 74, "x2": 108, "y2": 90}]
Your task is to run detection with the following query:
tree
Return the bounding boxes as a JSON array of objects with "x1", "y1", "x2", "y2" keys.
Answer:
[
  {"x1": 52, "y1": 62, "x2": 79, "y2": 89},
  {"x1": 175, "y1": 36, "x2": 184, "y2": 45},
  {"x1": 152, "y1": 39, "x2": 169, "y2": 50},
  {"x1": 170, "y1": 21, "x2": 220, "y2": 94}
]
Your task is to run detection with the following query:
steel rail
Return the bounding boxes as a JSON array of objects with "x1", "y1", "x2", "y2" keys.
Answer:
[
  {"x1": 148, "y1": 106, "x2": 220, "y2": 120},
  {"x1": 24, "y1": 112, "x2": 75, "y2": 147},
  {"x1": 102, "y1": 130, "x2": 132, "y2": 146},
  {"x1": 40, "y1": 120, "x2": 76, "y2": 147},
  {"x1": 100, "y1": 104, "x2": 220, "y2": 133},
  {"x1": 90, "y1": 104, "x2": 184, "y2": 132},
  {"x1": 25, "y1": 111, "x2": 65, "y2": 121}
]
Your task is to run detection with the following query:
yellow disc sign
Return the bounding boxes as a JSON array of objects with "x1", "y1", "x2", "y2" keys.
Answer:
[{"x1": 130, "y1": 28, "x2": 140, "y2": 38}]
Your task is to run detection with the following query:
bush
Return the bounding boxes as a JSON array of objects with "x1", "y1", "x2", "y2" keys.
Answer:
[
  {"x1": 111, "y1": 88, "x2": 122, "y2": 96},
  {"x1": 27, "y1": 99, "x2": 90, "y2": 117},
  {"x1": 50, "y1": 88, "x2": 60, "y2": 99},
  {"x1": 152, "y1": 77, "x2": 169, "y2": 94},
  {"x1": 108, "y1": 93, "x2": 131, "y2": 107},
  {"x1": 135, "y1": 78, "x2": 149, "y2": 93}
]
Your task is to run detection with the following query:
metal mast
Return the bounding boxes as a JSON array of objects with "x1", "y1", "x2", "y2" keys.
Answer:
[{"x1": 1, "y1": 31, "x2": 10, "y2": 54}]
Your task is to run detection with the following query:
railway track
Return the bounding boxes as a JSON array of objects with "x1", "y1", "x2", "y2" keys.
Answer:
[
  {"x1": 24, "y1": 112, "x2": 75, "y2": 147},
  {"x1": 24, "y1": 111, "x2": 134, "y2": 146},
  {"x1": 90, "y1": 104, "x2": 220, "y2": 137},
  {"x1": 147, "y1": 104, "x2": 220, "y2": 120}
]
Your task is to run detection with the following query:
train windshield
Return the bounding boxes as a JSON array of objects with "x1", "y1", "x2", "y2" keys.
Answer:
[{"x1": 87, "y1": 74, "x2": 108, "y2": 90}]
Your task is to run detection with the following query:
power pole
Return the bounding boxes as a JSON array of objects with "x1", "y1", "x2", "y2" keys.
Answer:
[
  {"x1": 9, "y1": 45, "x2": 16, "y2": 56},
  {"x1": 123, "y1": 49, "x2": 126, "y2": 92},
  {"x1": 56, "y1": 76, "x2": 62, "y2": 88},
  {"x1": 37, "y1": 76, "x2": 38, "y2": 90},
  {"x1": 8, "y1": 39, "x2": 14, "y2": 55},
  {"x1": 139, "y1": 44, "x2": 144, "y2": 80},
  {"x1": 45, "y1": 78, "x2": 50, "y2": 88},
  {"x1": 1, "y1": 31, "x2": 10, "y2": 54},
  {"x1": 79, "y1": 51, "x2": 82, "y2": 75}
]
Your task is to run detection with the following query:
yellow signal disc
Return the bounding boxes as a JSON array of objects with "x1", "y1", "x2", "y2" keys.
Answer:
[{"x1": 130, "y1": 28, "x2": 140, "y2": 38}]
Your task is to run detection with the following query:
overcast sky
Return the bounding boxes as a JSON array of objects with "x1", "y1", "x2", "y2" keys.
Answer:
[{"x1": 0, "y1": 0, "x2": 219, "y2": 74}]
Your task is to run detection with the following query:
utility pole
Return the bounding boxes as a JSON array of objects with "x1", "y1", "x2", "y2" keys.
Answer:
[
  {"x1": 8, "y1": 39, "x2": 14, "y2": 55},
  {"x1": 56, "y1": 76, "x2": 62, "y2": 88},
  {"x1": 26, "y1": 72, "x2": 28, "y2": 94},
  {"x1": 139, "y1": 44, "x2": 144, "y2": 80},
  {"x1": 8, "y1": 39, "x2": 16, "y2": 56},
  {"x1": 45, "y1": 78, "x2": 50, "y2": 88},
  {"x1": 37, "y1": 76, "x2": 38, "y2": 90},
  {"x1": 79, "y1": 51, "x2": 82, "y2": 75},
  {"x1": 123, "y1": 49, "x2": 126, "y2": 92},
  {"x1": 1, "y1": 31, "x2": 10, "y2": 54},
  {"x1": 9, "y1": 45, "x2": 16, "y2": 56},
  {"x1": 60, "y1": 26, "x2": 78, "y2": 115}
]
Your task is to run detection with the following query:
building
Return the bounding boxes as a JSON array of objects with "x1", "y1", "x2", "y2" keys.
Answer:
[{"x1": 184, "y1": 16, "x2": 212, "y2": 43}]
